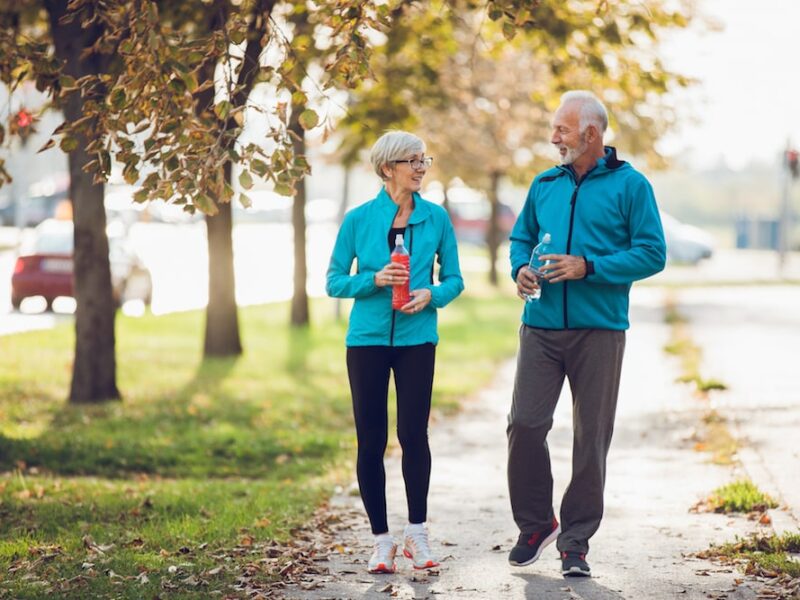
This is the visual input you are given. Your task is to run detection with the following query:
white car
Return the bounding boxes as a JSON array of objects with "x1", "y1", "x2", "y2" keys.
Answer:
[{"x1": 660, "y1": 212, "x2": 714, "y2": 265}]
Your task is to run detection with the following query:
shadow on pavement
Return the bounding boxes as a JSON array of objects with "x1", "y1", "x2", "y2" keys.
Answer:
[{"x1": 513, "y1": 572, "x2": 626, "y2": 599}]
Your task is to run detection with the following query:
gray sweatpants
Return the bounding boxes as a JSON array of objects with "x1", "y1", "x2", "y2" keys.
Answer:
[{"x1": 507, "y1": 325, "x2": 626, "y2": 555}]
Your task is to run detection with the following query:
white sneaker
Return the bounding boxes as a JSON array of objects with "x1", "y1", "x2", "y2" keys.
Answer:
[
  {"x1": 403, "y1": 523, "x2": 439, "y2": 570},
  {"x1": 367, "y1": 535, "x2": 397, "y2": 574}
]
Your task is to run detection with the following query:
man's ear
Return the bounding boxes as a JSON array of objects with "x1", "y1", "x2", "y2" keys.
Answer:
[{"x1": 585, "y1": 124, "x2": 598, "y2": 143}]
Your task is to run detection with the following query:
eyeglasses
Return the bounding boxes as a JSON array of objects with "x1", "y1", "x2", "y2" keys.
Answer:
[{"x1": 393, "y1": 157, "x2": 433, "y2": 170}]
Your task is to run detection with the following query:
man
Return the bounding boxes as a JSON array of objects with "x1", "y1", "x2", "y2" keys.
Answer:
[{"x1": 506, "y1": 91, "x2": 666, "y2": 577}]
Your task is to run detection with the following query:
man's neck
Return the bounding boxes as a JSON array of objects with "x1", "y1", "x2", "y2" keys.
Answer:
[{"x1": 571, "y1": 146, "x2": 606, "y2": 179}]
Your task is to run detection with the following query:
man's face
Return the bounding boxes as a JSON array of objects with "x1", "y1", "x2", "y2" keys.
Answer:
[{"x1": 551, "y1": 104, "x2": 588, "y2": 165}]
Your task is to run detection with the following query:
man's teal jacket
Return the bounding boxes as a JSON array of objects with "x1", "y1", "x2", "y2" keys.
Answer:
[
  {"x1": 327, "y1": 187, "x2": 464, "y2": 347},
  {"x1": 510, "y1": 147, "x2": 666, "y2": 331}
]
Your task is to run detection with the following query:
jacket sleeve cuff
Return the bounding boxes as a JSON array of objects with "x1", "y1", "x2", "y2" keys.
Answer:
[{"x1": 582, "y1": 257, "x2": 595, "y2": 279}]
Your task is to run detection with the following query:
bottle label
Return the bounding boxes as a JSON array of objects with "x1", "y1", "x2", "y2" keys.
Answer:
[{"x1": 391, "y1": 254, "x2": 410, "y2": 308}]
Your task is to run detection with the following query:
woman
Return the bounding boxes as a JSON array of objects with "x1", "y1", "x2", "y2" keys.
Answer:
[{"x1": 326, "y1": 131, "x2": 464, "y2": 573}]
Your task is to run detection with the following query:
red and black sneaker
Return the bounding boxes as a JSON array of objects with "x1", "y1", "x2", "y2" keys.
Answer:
[
  {"x1": 508, "y1": 518, "x2": 560, "y2": 567},
  {"x1": 561, "y1": 551, "x2": 591, "y2": 577}
]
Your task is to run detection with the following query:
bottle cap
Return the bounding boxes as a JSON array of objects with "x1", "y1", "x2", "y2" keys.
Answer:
[
  {"x1": 395, "y1": 234, "x2": 404, "y2": 246},
  {"x1": 542, "y1": 233, "x2": 551, "y2": 243}
]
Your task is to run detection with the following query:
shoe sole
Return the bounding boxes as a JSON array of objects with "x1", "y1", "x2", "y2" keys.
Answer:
[
  {"x1": 562, "y1": 567, "x2": 591, "y2": 577},
  {"x1": 508, "y1": 525, "x2": 561, "y2": 567},
  {"x1": 403, "y1": 548, "x2": 439, "y2": 570},
  {"x1": 368, "y1": 562, "x2": 397, "y2": 574}
]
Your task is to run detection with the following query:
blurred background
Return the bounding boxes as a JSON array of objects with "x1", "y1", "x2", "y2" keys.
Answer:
[{"x1": 1, "y1": 0, "x2": 799, "y2": 334}]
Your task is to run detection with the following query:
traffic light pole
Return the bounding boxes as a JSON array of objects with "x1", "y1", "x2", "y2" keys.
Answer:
[{"x1": 779, "y1": 145, "x2": 798, "y2": 273}]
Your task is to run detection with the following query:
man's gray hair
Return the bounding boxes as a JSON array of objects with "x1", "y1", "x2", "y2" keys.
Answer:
[
  {"x1": 370, "y1": 131, "x2": 426, "y2": 180},
  {"x1": 560, "y1": 90, "x2": 608, "y2": 135}
]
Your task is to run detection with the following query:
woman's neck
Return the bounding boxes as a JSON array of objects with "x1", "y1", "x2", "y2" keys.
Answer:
[{"x1": 385, "y1": 182, "x2": 414, "y2": 225}]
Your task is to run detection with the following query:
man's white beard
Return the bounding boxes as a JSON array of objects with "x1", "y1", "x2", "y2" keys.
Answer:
[{"x1": 557, "y1": 137, "x2": 588, "y2": 165}]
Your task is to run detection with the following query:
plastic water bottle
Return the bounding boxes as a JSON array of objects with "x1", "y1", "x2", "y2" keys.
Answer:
[
  {"x1": 391, "y1": 234, "x2": 410, "y2": 309},
  {"x1": 525, "y1": 233, "x2": 552, "y2": 303}
]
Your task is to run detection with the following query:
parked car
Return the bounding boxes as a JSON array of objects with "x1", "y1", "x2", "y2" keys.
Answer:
[
  {"x1": 447, "y1": 187, "x2": 516, "y2": 245},
  {"x1": 11, "y1": 219, "x2": 152, "y2": 310},
  {"x1": 660, "y1": 212, "x2": 715, "y2": 265}
]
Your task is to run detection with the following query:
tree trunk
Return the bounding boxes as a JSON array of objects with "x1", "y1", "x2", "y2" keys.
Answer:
[
  {"x1": 486, "y1": 171, "x2": 502, "y2": 286},
  {"x1": 47, "y1": 2, "x2": 120, "y2": 403},
  {"x1": 289, "y1": 111, "x2": 309, "y2": 327},
  {"x1": 204, "y1": 162, "x2": 242, "y2": 356}
]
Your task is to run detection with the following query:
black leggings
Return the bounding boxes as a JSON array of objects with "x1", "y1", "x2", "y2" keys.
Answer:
[{"x1": 346, "y1": 343, "x2": 436, "y2": 534}]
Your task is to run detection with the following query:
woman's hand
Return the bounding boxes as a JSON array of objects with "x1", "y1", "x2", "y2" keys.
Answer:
[
  {"x1": 374, "y1": 262, "x2": 409, "y2": 287},
  {"x1": 400, "y1": 288, "x2": 432, "y2": 314}
]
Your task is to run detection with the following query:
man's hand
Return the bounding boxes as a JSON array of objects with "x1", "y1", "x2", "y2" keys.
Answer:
[
  {"x1": 516, "y1": 265, "x2": 541, "y2": 300},
  {"x1": 539, "y1": 254, "x2": 587, "y2": 283}
]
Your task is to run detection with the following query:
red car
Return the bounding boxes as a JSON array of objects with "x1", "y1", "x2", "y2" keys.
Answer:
[{"x1": 11, "y1": 219, "x2": 152, "y2": 311}]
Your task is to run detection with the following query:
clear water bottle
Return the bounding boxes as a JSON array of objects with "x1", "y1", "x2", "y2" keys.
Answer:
[
  {"x1": 391, "y1": 234, "x2": 410, "y2": 309},
  {"x1": 525, "y1": 233, "x2": 552, "y2": 303}
]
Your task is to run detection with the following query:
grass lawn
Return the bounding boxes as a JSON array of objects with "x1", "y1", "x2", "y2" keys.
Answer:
[{"x1": 0, "y1": 274, "x2": 522, "y2": 598}]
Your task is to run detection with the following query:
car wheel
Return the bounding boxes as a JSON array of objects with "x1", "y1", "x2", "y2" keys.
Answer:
[
  {"x1": 11, "y1": 294, "x2": 22, "y2": 310},
  {"x1": 45, "y1": 297, "x2": 55, "y2": 311}
]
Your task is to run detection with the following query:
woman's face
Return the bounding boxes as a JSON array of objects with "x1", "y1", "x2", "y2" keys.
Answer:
[{"x1": 385, "y1": 152, "x2": 429, "y2": 193}]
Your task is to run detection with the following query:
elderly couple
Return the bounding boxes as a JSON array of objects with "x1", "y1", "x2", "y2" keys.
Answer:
[{"x1": 326, "y1": 91, "x2": 667, "y2": 578}]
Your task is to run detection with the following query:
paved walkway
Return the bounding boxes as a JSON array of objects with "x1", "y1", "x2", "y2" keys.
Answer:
[
  {"x1": 285, "y1": 286, "x2": 797, "y2": 599},
  {"x1": 677, "y1": 285, "x2": 800, "y2": 536}
]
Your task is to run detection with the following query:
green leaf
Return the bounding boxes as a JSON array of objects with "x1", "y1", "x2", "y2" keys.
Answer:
[
  {"x1": 291, "y1": 90, "x2": 308, "y2": 106},
  {"x1": 502, "y1": 21, "x2": 517, "y2": 41},
  {"x1": 251, "y1": 159, "x2": 268, "y2": 177},
  {"x1": 194, "y1": 193, "x2": 218, "y2": 216},
  {"x1": 60, "y1": 136, "x2": 79, "y2": 153},
  {"x1": 109, "y1": 88, "x2": 126, "y2": 109},
  {"x1": 238, "y1": 192, "x2": 252, "y2": 209},
  {"x1": 239, "y1": 169, "x2": 253, "y2": 190},
  {"x1": 274, "y1": 182, "x2": 294, "y2": 197},
  {"x1": 214, "y1": 100, "x2": 233, "y2": 120},
  {"x1": 123, "y1": 163, "x2": 139, "y2": 185},
  {"x1": 181, "y1": 71, "x2": 199, "y2": 93},
  {"x1": 230, "y1": 27, "x2": 246, "y2": 45},
  {"x1": 59, "y1": 75, "x2": 77, "y2": 90},
  {"x1": 298, "y1": 109, "x2": 319, "y2": 131}
]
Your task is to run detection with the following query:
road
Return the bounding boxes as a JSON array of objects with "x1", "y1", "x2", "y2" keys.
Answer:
[
  {"x1": 677, "y1": 285, "x2": 800, "y2": 532},
  {"x1": 0, "y1": 221, "x2": 339, "y2": 335}
]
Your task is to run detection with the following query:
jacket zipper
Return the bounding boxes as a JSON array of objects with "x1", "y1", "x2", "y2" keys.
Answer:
[{"x1": 564, "y1": 178, "x2": 582, "y2": 329}]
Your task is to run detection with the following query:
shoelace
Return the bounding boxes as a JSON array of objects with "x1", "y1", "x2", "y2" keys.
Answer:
[
  {"x1": 374, "y1": 538, "x2": 395, "y2": 558},
  {"x1": 407, "y1": 530, "x2": 431, "y2": 556}
]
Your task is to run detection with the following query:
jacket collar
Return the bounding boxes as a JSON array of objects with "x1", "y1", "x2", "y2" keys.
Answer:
[
  {"x1": 376, "y1": 187, "x2": 431, "y2": 224},
  {"x1": 558, "y1": 146, "x2": 627, "y2": 180}
]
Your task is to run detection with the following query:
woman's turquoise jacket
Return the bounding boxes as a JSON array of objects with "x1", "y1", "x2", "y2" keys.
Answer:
[{"x1": 326, "y1": 187, "x2": 464, "y2": 347}]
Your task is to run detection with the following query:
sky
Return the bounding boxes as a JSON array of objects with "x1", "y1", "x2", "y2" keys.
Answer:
[{"x1": 657, "y1": 0, "x2": 800, "y2": 171}]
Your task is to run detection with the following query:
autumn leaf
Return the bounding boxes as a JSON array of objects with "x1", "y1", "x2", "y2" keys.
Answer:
[
  {"x1": 60, "y1": 136, "x2": 79, "y2": 152},
  {"x1": 298, "y1": 109, "x2": 319, "y2": 130},
  {"x1": 238, "y1": 169, "x2": 253, "y2": 190}
]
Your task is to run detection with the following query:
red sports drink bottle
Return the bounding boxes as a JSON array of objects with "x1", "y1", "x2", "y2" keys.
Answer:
[{"x1": 391, "y1": 233, "x2": 410, "y2": 309}]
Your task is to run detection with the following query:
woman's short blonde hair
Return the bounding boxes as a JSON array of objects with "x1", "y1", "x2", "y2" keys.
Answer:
[{"x1": 370, "y1": 131, "x2": 426, "y2": 180}]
